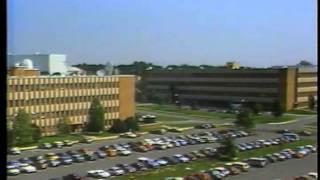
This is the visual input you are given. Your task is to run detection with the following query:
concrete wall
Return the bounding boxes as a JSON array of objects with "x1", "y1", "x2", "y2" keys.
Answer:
[
  {"x1": 119, "y1": 76, "x2": 136, "y2": 120},
  {"x1": 49, "y1": 54, "x2": 68, "y2": 75}
]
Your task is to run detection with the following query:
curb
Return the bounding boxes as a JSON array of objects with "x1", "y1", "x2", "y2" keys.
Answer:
[
  {"x1": 19, "y1": 146, "x2": 38, "y2": 151},
  {"x1": 268, "y1": 120, "x2": 298, "y2": 125}
]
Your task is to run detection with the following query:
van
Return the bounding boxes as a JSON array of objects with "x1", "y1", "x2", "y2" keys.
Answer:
[
  {"x1": 232, "y1": 162, "x2": 250, "y2": 172},
  {"x1": 247, "y1": 158, "x2": 268, "y2": 167},
  {"x1": 283, "y1": 133, "x2": 300, "y2": 141}
]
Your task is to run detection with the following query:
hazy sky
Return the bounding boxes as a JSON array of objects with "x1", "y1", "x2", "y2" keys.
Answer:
[{"x1": 8, "y1": 0, "x2": 317, "y2": 67}]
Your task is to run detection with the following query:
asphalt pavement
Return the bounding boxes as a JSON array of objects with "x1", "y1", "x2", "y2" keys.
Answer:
[{"x1": 227, "y1": 153, "x2": 318, "y2": 180}]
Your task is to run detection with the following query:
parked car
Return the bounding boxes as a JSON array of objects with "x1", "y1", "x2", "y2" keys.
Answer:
[
  {"x1": 160, "y1": 156, "x2": 179, "y2": 165},
  {"x1": 59, "y1": 155, "x2": 73, "y2": 165},
  {"x1": 63, "y1": 173, "x2": 87, "y2": 180},
  {"x1": 63, "y1": 140, "x2": 75, "y2": 146},
  {"x1": 34, "y1": 159, "x2": 48, "y2": 169},
  {"x1": 19, "y1": 163, "x2": 37, "y2": 173},
  {"x1": 8, "y1": 147, "x2": 21, "y2": 155},
  {"x1": 83, "y1": 153, "x2": 97, "y2": 161},
  {"x1": 120, "y1": 132, "x2": 138, "y2": 138},
  {"x1": 131, "y1": 162, "x2": 148, "y2": 171},
  {"x1": 173, "y1": 154, "x2": 190, "y2": 163},
  {"x1": 272, "y1": 153, "x2": 286, "y2": 161},
  {"x1": 213, "y1": 167, "x2": 230, "y2": 177},
  {"x1": 87, "y1": 170, "x2": 110, "y2": 178},
  {"x1": 277, "y1": 129, "x2": 290, "y2": 134},
  {"x1": 45, "y1": 153, "x2": 60, "y2": 161},
  {"x1": 108, "y1": 166, "x2": 125, "y2": 176},
  {"x1": 39, "y1": 143, "x2": 53, "y2": 149},
  {"x1": 225, "y1": 162, "x2": 250, "y2": 172},
  {"x1": 263, "y1": 154, "x2": 277, "y2": 163},
  {"x1": 71, "y1": 154, "x2": 85, "y2": 163},
  {"x1": 156, "y1": 159, "x2": 169, "y2": 166},
  {"x1": 246, "y1": 157, "x2": 268, "y2": 167},
  {"x1": 7, "y1": 160, "x2": 22, "y2": 168},
  {"x1": 191, "y1": 151, "x2": 206, "y2": 158},
  {"x1": 116, "y1": 164, "x2": 137, "y2": 173},
  {"x1": 94, "y1": 151, "x2": 107, "y2": 158},
  {"x1": 53, "y1": 141, "x2": 64, "y2": 148},
  {"x1": 226, "y1": 166, "x2": 241, "y2": 175},
  {"x1": 19, "y1": 157, "x2": 34, "y2": 165},
  {"x1": 118, "y1": 149, "x2": 132, "y2": 156},
  {"x1": 7, "y1": 165, "x2": 20, "y2": 176},
  {"x1": 304, "y1": 145, "x2": 317, "y2": 153},
  {"x1": 48, "y1": 160, "x2": 61, "y2": 167}
]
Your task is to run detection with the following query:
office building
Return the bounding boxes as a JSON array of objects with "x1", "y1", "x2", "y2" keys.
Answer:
[
  {"x1": 7, "y1": 75, "x2": 135, "y2": 136},
  {"x1": 144, "y1": 67, "x2": 317, "y2": 110}
]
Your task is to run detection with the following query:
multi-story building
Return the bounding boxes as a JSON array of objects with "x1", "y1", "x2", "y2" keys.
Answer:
[
  {"x1": 144, "y1": 67, "x2": 317, "y2": 110},
  {"x1": 7, "y1": 75, "x2": 135, "y2": 136}
]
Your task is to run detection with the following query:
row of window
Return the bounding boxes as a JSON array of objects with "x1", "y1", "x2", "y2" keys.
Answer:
[
  {"x1": 8, "y1": 82, "x2": 120, "y2": 92},
  {"x1": 9, "y1": 107, "x2": 120, "y2": 119},
  {"x1": 8, "y1": 95, "x2": 119, "y2": 107},
  {"x1": 147, "y1": 82, "x2": 279, "y2": 88},
  {"x1": 151, "y1": 89, "x2": 278, "y2": 98}
]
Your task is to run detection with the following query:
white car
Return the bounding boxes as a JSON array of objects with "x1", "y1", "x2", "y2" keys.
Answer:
[
  {"x1": 214, "y1": 167, "x2": 230, "y2": 177},
  {"x1": 120, "y1": 132, "x2": 137, "y2": 138},
  {"x1": 19, "y1": 163, "x2": 37, "y2": 173},
  {"x1": 9, "y1": 147, "x2": 21, "y2": 155},
  {"x1": 156, "y1": 159, "x2": 169, "y2": 166},
  {"x1": 87, "y1": 170, "x2": 111, "y2": 178},
  {"x1": 173, "y1": 154, "x2": 189, "y2": 163},
  {"x1": 108, "y1": 167, "x2": 125, "y2": 176},
  {"x1": 119, "y1": 150, "x2": 131, "y2": 156},
  {"x1": 7, "y1": 165, "x2": 20, "y2": 176},
  {"x1": 308, "y1": 172, "x2": 317, "y2": 179}
]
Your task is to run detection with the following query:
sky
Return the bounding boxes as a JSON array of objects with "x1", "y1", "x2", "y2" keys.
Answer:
[{"x1": 7, "y1": 0, "x2": 317, "y2": 67}]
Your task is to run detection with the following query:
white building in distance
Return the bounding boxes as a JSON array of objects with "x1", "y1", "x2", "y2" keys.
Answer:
[{"x1": 7, "y1": 53, "x2": 68, "y2": 75}]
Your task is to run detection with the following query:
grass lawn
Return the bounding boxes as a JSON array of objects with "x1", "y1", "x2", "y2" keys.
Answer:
[
  {"x1": 287, "y1": 109, "x2": 318, "y2": 115},
  {"x1": 114, "y1": 138, "x2": 315, "y2": 180},
  {"x1": 138, "y1": 104, "x2": 298, "y2": 124},
  {"x1": 252, "y1": 114, "x2": 295, "y2": 124},
  {"x1": 138, "y1": 104, "x2": 235, "y2": 120}
]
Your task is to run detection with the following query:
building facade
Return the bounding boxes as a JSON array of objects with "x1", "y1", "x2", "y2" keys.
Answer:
[
  {"x1": 144, "y1": 67, "x2": 317, "y2": 110},
  {"x1": 7, "y1": 75, "x2": 135, "y2": 136},
  {"x1": 7, "y1": 54, "x2": 68, "y2": 75}
]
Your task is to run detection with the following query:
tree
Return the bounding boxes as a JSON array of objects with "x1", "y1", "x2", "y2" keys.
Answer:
[
  {"x1": 57, "y1": 117, "x2": 71, "y2": 135},
  {"x1": 125, "y1": 117, "x2": 140, "y2": 132},
  {"x1": 308, "y1": 95, "x2": 315, "y2": 110},
  {"x1": 272, "y1": 100, "x2": 284, "y2": 117},
  {"x1": 12, "y1": 109, "x2": 34, "y2": 146},
  {"x1": 251, "y1": 103, "x2": 263, "y2": 115},
  {"x1": 31, "y1": 124, "x2": 42, "y2": 142},
  {"x1": 87, "y1": 98, "x2": 105, "y2": 132},
  {"x1": 235, "y1": 110, "x2": 255, "y2": 130},
  {"x1": 109, "y1": 120, "x2": 128, "y2": 133},
  {"x1": 219, "y1": 137, "x2": 237, "y2": 160}
]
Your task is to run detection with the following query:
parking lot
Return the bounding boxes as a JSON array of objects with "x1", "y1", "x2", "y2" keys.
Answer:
[
  {"x1": 7, "y1": 115, "x2": 317, "y2": 180},
  {"x1": 227, "y1": 153, "x2": 317, "y2": 180}
]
